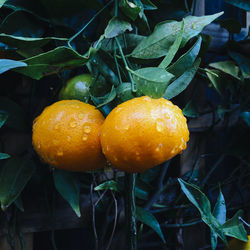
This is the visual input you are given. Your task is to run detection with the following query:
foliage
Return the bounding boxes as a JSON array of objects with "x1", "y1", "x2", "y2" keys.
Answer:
[{"x1": 0, "y1": 0, "x2": 249, "y2": 249}]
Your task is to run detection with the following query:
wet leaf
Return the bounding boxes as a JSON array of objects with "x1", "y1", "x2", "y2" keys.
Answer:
[
  {"x1": 0, "y1": 0, "x2": 7, "y2": 8},
  {"x1": 136, "y1": 206, "x2": 166, "y2": 243},
  {"x1": 167, "y1": 36, "x2": 202, "y2": 78},
  {"x1": 164, "y1": 58, "x2": 200, "y2": 99},
  {"x1": 206, "y1": 69, "x2": 227, "y2": 95},
  {"x1": 53, "y1": 169, "x2": 81, "y2": 217},
  {"x1": 104, "y1": 17, "x2": 132, "y2": 39},
  {"x1": 182, "y1": 100, "x2": 200, "y2": 118},
  {"x1": 119, "y1": 0, "x2": 141, "y2": 21},
  {"x1": 92, "y1": 85, "x2": 116, "y2": 108},
  {"x1": 131, "y1": 12, "x2": 223, "y2": 59},
  {"x1": 224, "y1": 0, "x2": 250, "y2": 11},
  {"x1": 94, "y1": 180, "x2": 118, "y2": 192},
  {"x1": 0, "y1": 157, "x2": 35, "y2": 211},
  {"x1": 0, "y1": 153, "x2": 10, "y2": 160},
  {"x1": 130, "y1": 67, "x2": 174, "y2": 98},
  {"x1": 0, "y1": 59, "x2": 27, "y2": 74},
  {"x1": 240, "y1": 112, "x2": 250, "y2": 126},
  {"x1": 0, "y1": 111, "x2": 8, "y2": 128}
]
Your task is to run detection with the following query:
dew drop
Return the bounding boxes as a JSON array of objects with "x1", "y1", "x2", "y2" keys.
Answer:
[
  {"x1": 82, "y1": 134, "x2": 88, "y2": 141},
  {"x1": 156, "y1": 119, "x2": 164, "y2": 132},
  {"x1": 106, "y1": 145, "x2": 110, "y2": 151},
  {"x1": 123, "y1": 124, "x2": 130, "y2": 130},
  {"x1": 54, "y1": 124, "x2": 59, "y2": 130},
  {"x1": 37, "y1": 142, "x2": 41, "y2": 149},
  {"x1": 143, "y1": 96, "x2": 151, "y2": 102},
  {"x1": 84, "y1": 126, "x2": 91, "y2": 133},
  {"x1": 78, "y1": 114, "x2": 84, "y2": 119},
  {"x1": 155, "y1": 143, "x2": 163, "y2": 152},
  {"x1": 70, "y1": 121, "x2": 77, "y2": 128},
  {"x1": 67, "y1": 136, "x2": 71, "y2": 142}
]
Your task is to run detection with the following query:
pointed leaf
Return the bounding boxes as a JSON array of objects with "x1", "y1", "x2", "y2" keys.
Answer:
[
  {"x1": 91, "y1": 85, "x2": 116, "y2": 108},
  {"x1": 131, "y1": 12, "x2": 223, "y2": 59},
  {"x1": 167, "y1": 36, "x2": 202, "y2": 78},
  {"x1": 222, "y1": 210, "x2": 248, "y2": 242},
  {"x1": 53, "y1": 169, "x2": 81, "y2": 217},
  {"x1": 159, "y1": 19, "x2": 185, "y2": 69},
  {"x1": 223, "y1": 0, "x2": 250, "y2": 11},
  {"x1": 164, "y1": 58, "x2": 200, "y2": 99},
  {"x1": 136, "y1": 206, "x2": 166, "y2": 243},
  {"x1": 0, "y1": 111, "x2": 8, "y2": 128},
  {"x1": 213, "y1": 190, "x2": 226, "y2": 225},
  {"x1": 104, "y1": 17, "x2": 132, "y2": 39},
  {"x1": 182, "y1": 100, "x2": 200, "y2": 118},
  {"x1": 206, "y1": 69, "x2": 227, "y2": 95},
  {"x1": 240, "y1": 112, "x2": 250, "y2": 126},
  {"x1": 178, "y1": 179, "x2": 228, "y2": 245},
  {"x1": 0, "y1": 0, "x2": 7, "y2": 8},
  {"x1": 0, "y1": 153, "x2": 10, "y2": 160},
  {"x1": 209, "y1": 60, "x2": 240, "y2": 80},
  {"x1": 0, "y1": 157, "x2": 35, "y2": 210},
  {"x1": 130, "y1": 67, "x2": 174, "y2": 98},
  {"x1": 94, "y1": 180, "x2": 118, "y2": 192},
  {"x1": 0, "y1": 59, "x2": 27, "y2": 74},
  {"x1": 0, "y1": 33, "x2": 68, "y2": 49},
  {"x1": 119, "y1": 0, "x2": 141, "y2": 21}
]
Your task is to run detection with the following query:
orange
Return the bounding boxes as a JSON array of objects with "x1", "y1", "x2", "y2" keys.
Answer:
[
  {"x1": 32, "y1": 100, "x2": 105, "y2": 171},
  {"x1": 100, "y1": 96, "x2": 189, "y2": 173},
  {"x1": 228, "y1": 236, "x2": 250, "y2": 250}
]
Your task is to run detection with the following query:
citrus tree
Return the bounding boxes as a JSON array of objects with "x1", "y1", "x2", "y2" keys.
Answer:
[{"x1": 0, "y1": 0, "x2": 249, "y2": 249}]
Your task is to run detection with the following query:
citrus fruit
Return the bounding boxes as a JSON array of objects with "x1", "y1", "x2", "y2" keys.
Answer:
[
  {"x1": 58, "y1": 74, "x2": 108, "y2": 102},
  {"x1": 100, "y1": 96, "x2": 189, "y2": 173},
  {"x1": 228, "y1": 236, "x2": 250, "y2": 250},
  {"x1": 32, "y1": 100, "x2": 105, "y2": 171}
]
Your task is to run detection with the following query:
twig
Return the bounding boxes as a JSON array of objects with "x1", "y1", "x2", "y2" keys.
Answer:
[
  {"x1": 106, "y1": 191, "x2": 118, "y2": 250},
  {"x1": 90, "y1": 183, "x2": 98, "y2": 250},
  {"x1": 239, "y1": 217, "x2": 250, "y2": 228}
]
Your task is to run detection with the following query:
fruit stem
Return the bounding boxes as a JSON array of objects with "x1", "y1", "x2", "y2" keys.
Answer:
[{"x1": 125, "y1": 173, "x2": 137, "y2": 250}]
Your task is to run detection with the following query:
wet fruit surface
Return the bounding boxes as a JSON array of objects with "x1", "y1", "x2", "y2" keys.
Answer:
[{"x1": 100, "y1": 96, "x2": 189, "y2": 173}]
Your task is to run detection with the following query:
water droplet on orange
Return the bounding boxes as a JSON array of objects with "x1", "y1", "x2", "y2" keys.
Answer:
[
  {"x1": 54, "y1": 124, "x2": 59, "y2": 129},
  {"x1": 37, "y1": 142, "x2": 41, "y2": 149},
  {"x1": 156, "y1": 119, "x2": 164, "y2": 132},
  {"x1": 70, "y1": 121, "x2": 77, "y2": 128},
  {"x1": 82, "y1": 134, "x2": 88, "y2": 141},
  {"x1": 84, "y1": 126, "x2": 91, "y2": 133},
  {"x1": 78, "y1": 114, "x2": 84, "y2": 119},
  {"x1": 67, "y1": 136, "x2": 71, "y2": 142}
]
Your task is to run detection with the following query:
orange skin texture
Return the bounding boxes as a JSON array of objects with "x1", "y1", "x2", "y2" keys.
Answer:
[
  {"x1": 101, "y1": 96, "x2": 189, "y2": 173},
  {"x1": 32, "y1": 100, "x2": 105, "y2": 171}
]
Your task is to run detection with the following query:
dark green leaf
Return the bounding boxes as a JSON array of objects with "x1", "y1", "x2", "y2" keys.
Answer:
[
  {"x1": 222, "y1": 210, "x2": 248, "y2": 242},
  {"x1": 0, "y1": 0, "x2": 7, "y2": 8},
  {"x1": 0, "y1": 59, "x2": 27, "y2": 74},
  {"x1": 131, "y1": 12, "x2": 223, "y2": 59},
  {"x1": 164, "y1": 58, "x2": 200, "y2": 99},
  {"x1": 92, "y1": 85, "x2": 116, "y2": 108},
  {"x1": 229, "y1": 51, "x2": 250, "y2": 79},
  {"x1": 0, "y1": 97, "x2": 28, "y2": 131},
  {"x1": 206, "y1": 69, "x2": 226, "y2": 95},
  {"x1": 136, "y1": 206, "x2": 166, "y2": 243},
  {"x1": 218, "y1": 18, "x2": 241, "y2": 34},
  {"x1": 141, "y1": 0, "x2": 157, "y2": 10},
  {"x1": 0, "y1": 33, "x2": 68, "y2": 49},
  {"x1": 167, "y1": 36, "x2": 202, "y2": 77},
  {"x1": 182, "y1": 100, "x2": 200, "y2": 118},
  {"x1": 14, "y1": 196, "x2": 24, "y2": 212},
  {"x1": 104, "y1": 17, "x2": 132, "y2": 39},
  {"x1": 116, "y1": 82, "x2": 136, "y2": 104},
  {"x1": 53, "y1": 169, "x2": 81, "y2": 217},
  {"x1": 94, "y1": 180, "x2": 118, "y2": 192},
  {"x1": 223, "y1": 0, "x2": 250, "y2": 11},
  {"x1": 0, "y1": 153, "x2": 10, "y2": 160},
  {"x1": 0, "y1": 157, "x2": 35, "y2": 211},
  {"x1": 240, "y1": 112, "x2": 250, "y2": 126},
  {"x1": 159, "y1": 20, "x2": 184, "y2": 69},
  {"x1": 15, "y1": 46, "x2": 96, "y2": 80},
  {"x1": 178, "y1": 179, "x2": 228, "y2": 245},
  {"x1": 130, "y1": 67, "x2": 174, "y2": 98},
  {"x1": 213, "y1": 190, "x2": 226, "y2": 225},
  {"x1": 0, "y1": 111, "x2": 8, "y2": 128},
  {"x1": 209, "y1": 60, "x2": 240, "y2": 80},
  {"x1": 119, "y1": 0, "x2": 141, "y2": 21}
]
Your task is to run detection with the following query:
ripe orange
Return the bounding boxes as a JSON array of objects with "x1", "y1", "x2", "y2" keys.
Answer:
[
  {"x1": 32, "y1": 100, "x2": 105, "y2": 171},
  {"x1": 228, "y1": 236, "x2": 250, "y2": 250},
  {"x1": 100, "y1": 96, "x2": 189, "y2": 173}
]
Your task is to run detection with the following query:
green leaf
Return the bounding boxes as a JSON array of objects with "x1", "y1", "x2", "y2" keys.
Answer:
[
  {"x1": 130, "y1": 67, "x2": 174, "y2": 98},
  {"x1": 94, "y1": 180, "x2": 118, "y2": 192},
  {"x1": 104, "y1": 17, "x2": 132, "y2": 39},
  {"x1": 15, "y1": 46, "x2": 96, "y2": 80},
  {"x1": 91, "y1": 85, "x2": 116, "y2": 108},
  {"x1": 0, "y1": 0, "x2": 7, "y2": 8},
  {"x1": 240, "y1": 112, "x2": 250, "y2": 126},
  {"x1": 0, "y1": 111, "x2": 8, "y2": 128},
  {"x1": 206, "y1": 69, "x2": 227, "y2": 95},
  {"x1": 119, "y1": 0, "x2": 141, "y2": 21},
  {"x1": 0, "y1": 157, "x2": 35, "y2": 211},
  {"x1": 159, "y1": 19, "x2": 185, "y2": 69},
  {"x1": 222, "y1": 210, "x2": 248, "y2": 242},
  {"x1": 218, "y1": 19, "x2": 242, "y2": 34},
  {"x1": 136, "y1": 206, "x2": 166, "y2": 243},
  {"x1": 0, "y1": 97, "x2": 28, "y2": 131},
  {"x1": 53, "y1": 169, "x2": 81, "y2": 217},
  {"x1": 229, "y1": 51, "x2": 250, "y2": 79},
  {"x1": 167, "y1": 36, "x2": 202, "y2": 78},
  {"x1": 141, "y1": 0, "x2": 157, "y2": 10},
  {"x1": 14, "y1": 196, "x2": 24, "y2": 212},
  {"x1": 209, "y1": 60, "x2": 240, "y2": 80},
  {"x1": 0, "y1": 33, "x2": 68, "y2": 49},
  {"x1": 116, "y1": 82, "x2": 136, "y2": 104},
  {"x1": 131, "y1": 12, "x2": 223, "y2": 59},
  {"x1": 182, "y1": 100, "x2": 200, "y2": 118},
  {"x1": 223, "y1": 0, "x2": 250, "y2": 11},
  {"x1": 0, "y1": 59, "x2": 27, "y2": 74},
  {"x1": 178, "y1": 179, "x2": 228, "y2": 245},
  {"x1": 164, "y1": 58, "x2": 200, "y2": 99},
  {"x1": 0, "y1": 153, "x2": 10, "y2": 160}
]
